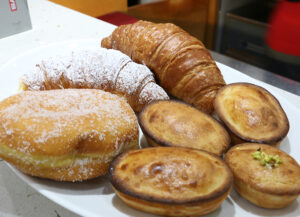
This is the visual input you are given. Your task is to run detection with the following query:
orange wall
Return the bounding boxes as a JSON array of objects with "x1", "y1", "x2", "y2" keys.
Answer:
[{"x1": 49, "y1": 0, "x2": 128, "y2": 17}]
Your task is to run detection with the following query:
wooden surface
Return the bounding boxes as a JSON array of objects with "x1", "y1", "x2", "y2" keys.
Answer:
[
  {"x1": 49, "y1": 0, "x2": 127, "y2": 17},
  {"x1": 126, "y1": 0, "x2": 219, "y2": 49}
]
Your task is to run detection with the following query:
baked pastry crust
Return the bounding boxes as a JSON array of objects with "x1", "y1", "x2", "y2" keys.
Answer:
[
  {"x1": 101, "y1": 20, "x2": 225, "y2": 114},
  {"x1": 214, "y1": 83, "x2": 289, "y2": 145},
  {"x1": 109, "y1": 147, "x2": 233, "y2": 216},
  {"x1": 20, "y1": 48, "x2": 169, "y2": 113},
  {"x1": 0, "y1": 89, "x2": 139, "y2": 181},
  {"x1": 139, "y1": 100, "x2": 230, "y2": 156},
  {"x1": 225, "y1": 143, "x2": 300, "y2": 208}
]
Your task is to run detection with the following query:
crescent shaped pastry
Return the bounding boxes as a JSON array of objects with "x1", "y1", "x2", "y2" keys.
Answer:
[
  {"x1": 101, "y1": 20, "x2": 225, "y2": 114},
  {"x1": 20, "y1": 48, "x2": 169, "y2": 113}
]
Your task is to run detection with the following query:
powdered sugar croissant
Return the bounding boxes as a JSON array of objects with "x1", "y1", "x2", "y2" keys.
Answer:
[
  {"x1": 101, "y1": 20, "x2": 225, "y2": 113},
  {"x1": 19, "y1": 48, "x2": 169, "y2": 112}
]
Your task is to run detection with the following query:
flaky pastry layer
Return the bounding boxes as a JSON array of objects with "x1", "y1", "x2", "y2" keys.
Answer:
[{"x1": 101, "y1": 20, "x2": 225, "y2": 114}]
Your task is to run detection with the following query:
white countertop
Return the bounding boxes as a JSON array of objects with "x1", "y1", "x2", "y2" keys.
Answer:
[
  {"x1": 0, "y1": 0, "x2": 299, "y2": 217},
  {"x1": 0, "y1": 0, "x2": 116, "y2": 66}
]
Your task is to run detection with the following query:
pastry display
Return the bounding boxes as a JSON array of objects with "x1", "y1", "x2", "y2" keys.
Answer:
[
  {"x1": 101, "y1": 20, "x2": 226, "y2": 114},
  {"x1": 2, "y1": 19, "x2": 297, "y2": 217},
  {"x1": 0, "y1": 89, "x2": 139, "y2": 181},
  {"x1": 139, "y1": 100, "x2": 230, "y2": 156},
  {"x1": 225, "y1": 143, "x2": 300, "y2": 208},
  {"x1": 214, "y1": 83, "x2": 289, "y2": 146},
  {"x1": 109, "y1": 147, "x2": 233, "y2": 217},
  {"x1": 19, "y1": 48, "x2": 169, "y2": 113}
]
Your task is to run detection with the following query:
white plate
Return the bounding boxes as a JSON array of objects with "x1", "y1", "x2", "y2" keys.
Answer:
[{"x1": 0, "y1": 40, "x2": 299, "y2": 217}]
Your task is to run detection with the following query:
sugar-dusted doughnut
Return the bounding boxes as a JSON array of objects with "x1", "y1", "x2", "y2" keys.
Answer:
[{"x1": 0, "y1": 89, "x2": 139, "y2": 181}]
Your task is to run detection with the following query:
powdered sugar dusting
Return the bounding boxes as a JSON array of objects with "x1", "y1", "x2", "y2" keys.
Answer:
[
  {"x1": 22, "y1": 66, "x2": 46, "y2": 90},
  {"x1": 21, "y1": 48, "x2": 169, "y2": 112},
  {"x1": 0, "y1": 89, "x2": 138, "y2": 156},
  {"x1": 139, "y1": 82, "x2": 169, "y2": 105}
]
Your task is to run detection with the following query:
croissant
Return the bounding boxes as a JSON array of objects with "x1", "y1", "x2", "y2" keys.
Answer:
[
  {"x1": 20, "y1": 48, "x2": 169, "y2": 113},
  {"x1": 101, "y1": 20, "x2": 226, "y2": 113}
]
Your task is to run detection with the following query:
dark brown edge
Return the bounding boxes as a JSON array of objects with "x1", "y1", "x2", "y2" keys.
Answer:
[
  {"x1": 109, "y1": 146, "x2": 233, "y2": 205},
  {"x1": 138, "y1": 99, "x2": 231, "y2": 155},
  {"x1": 225, "y1": 143, "x2": 300, "y2": 195},
  {"x1": 214, "y1": 82, "x2": 290, "y2": 144}
]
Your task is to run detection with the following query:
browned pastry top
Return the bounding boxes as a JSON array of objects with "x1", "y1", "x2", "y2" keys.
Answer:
[
  {"x1": 109, "y1": 147, "x2": 233, "y2": 204},
  {"x1": 139, "y1": 100, "x2": 230, "y2": 156},
  {"x1": 0, "y1": 89, "x2": 138, "y2": 156},
  {"x1": 225, "y1": 143, "x2": 300, "y2": 195},
  {"x1": 214, "y1": 83, "x2": 289, "y2": 144}
]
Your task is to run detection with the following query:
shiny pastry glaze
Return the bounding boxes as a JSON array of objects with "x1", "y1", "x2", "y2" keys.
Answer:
[
  {"x1": 101, "y1": 20, "x2": 226, "y2": 114},
  {"x1": 214, "y1": 83, "x2": 289, "y2": 144},
  {"x1": 109, "y1": 147, "x2": 233, "y2": 204},
  {"x1": 139, "y1": 100, "x2": 230, "y2": 156}
]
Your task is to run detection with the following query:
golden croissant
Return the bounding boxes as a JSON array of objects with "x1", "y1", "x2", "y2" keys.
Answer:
[
  {"x1": 19, "y1": 48, "x2": 169, "y2": 113},
  {"x1": 101, "y1": 20, "x2": 225, "y2": 113}
]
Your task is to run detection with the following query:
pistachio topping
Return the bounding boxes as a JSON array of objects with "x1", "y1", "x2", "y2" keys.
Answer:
[{"x1": 251, "y1": 147, "x2": 283, "y2": 169}]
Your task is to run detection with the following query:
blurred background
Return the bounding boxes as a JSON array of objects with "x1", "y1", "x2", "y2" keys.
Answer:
[{"x1": 49, "y1": 0, "x2": 300, "y2": 82}]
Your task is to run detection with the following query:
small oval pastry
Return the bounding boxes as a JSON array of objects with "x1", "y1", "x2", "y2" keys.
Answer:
[
  {"x1": 109, "y1": 147, "x2": 233, "y2": 217},
  {"x1": 0, "y1": 89, "x2": 139, "y2": 181},
  {"x1": 138, "y1": 100, "x2": 230, "y2": 156},
  {"x1": 225, "y1": 143, "x2": 300, "y2": 209},
  {"x1": 214, "y1": 83, "x2": 289, "y2": 146}
]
